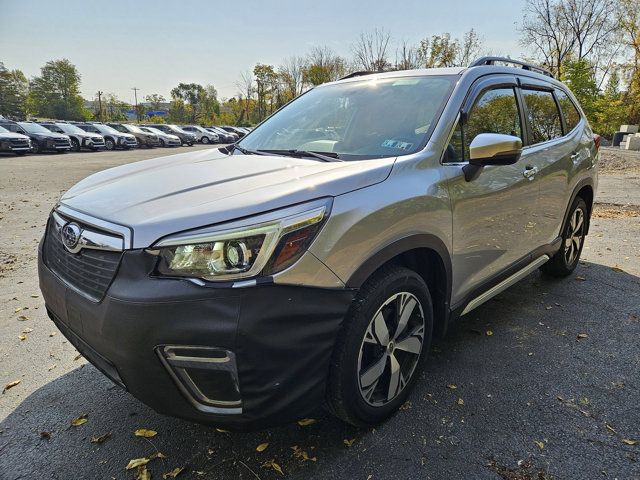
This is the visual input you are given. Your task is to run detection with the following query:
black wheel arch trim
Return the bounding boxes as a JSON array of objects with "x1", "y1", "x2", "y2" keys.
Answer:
[{"x1": 564, "y1": 177, "x2": 595, "y2": 235}]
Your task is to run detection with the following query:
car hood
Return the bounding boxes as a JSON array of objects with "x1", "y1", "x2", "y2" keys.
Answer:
[
  {"x1": 32, "y1": 131, "x2": 69, "y2": 139},
  {"x1": 60, "y1": 148, "x2": 395, "y2": 248},
  {"x1": 0, "y1": 132, "x2": 29, "y2": 140}
]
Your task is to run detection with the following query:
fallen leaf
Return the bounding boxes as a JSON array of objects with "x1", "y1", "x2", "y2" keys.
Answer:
[
  {"x1": 30, "y1": 294, "x2": 39, "y2": 298},
  {"x1": 457, "y1": 398, "x2": 465, "y2": 405},
  {"x1": 256, "y1": 442, "x2": 269, "y2": 452},
  {"x1": 606, "y1": 424, "x2": 617, "y2": 434},
  {"x1": 22, "y1": 327, "x2": 33, "y2": 334},
  {"x1": 343, "y1": 438, "x2": 356, "y2": 447},
  {"x1": 91, "y1": 432, "x2": 112, "y2": 444},
  {"x1": 71, "y1": 414, "x2": 88, "y2": 427},
  {"x1": 127, "y1": 457, "x2": 151, "y2": 470},
  {"x1": 486, "y1": 330, "x2": 493, "y2": 336},
  {"x1": 40, "y1": 431, "x2": 51, "y2": 440},
  {"x1": 535, "y1": 441, "x2": 545, "y2": 450},
  {"x1": 622, "y1": 439, "x2": 638, "y2": 446},
  {"x1": 447, "y1": 384, "x2": 458, "y2": 389},
  {"x1": 18, "y1": 335, "x2": 26, "y2": 341},
  {"x1": 48, "y1": 364, "x2": 57, "y2": 371},
  {"x1": 73, "y1": 354, "x2": 82, "y2": 361},
  {"x1": 575, "y1": 276, "x2": 586, "y2": 281},
  {"x1": 17, "y1": 315, "x2": 29, "y2": 321},
  {"x1": 3, "y1": 380, "x2": 21, "y2": 393},
  {"x1": 611, "y1": 266, "x2": 624, "y2": 273},
  {"x1": 577, "y1": 333, "x2": 589, "y2": 339},
  {"x1": 297, "y1": 418, "x2": 316, "y2": 426},
  {"x1": 49, "y1": 332, "x2": 57, "y2": 337},
  {"x1": 14, "y1": 307, "x2": 22, "y2": 313},
  {"x1": 136, "y1": 466, "x2": 151, "y2": 480},
  {"x1": 215, "y1": 428, "x2": 228, "y2": 433},
  {"x1": 135, "y1": 429, "x2": 158, "y2": 438},
  {"x1": 262, "y1": 459, "x2": 284, "y2": 475},
  {"x1": 163, "y1": 467, "x2": 184, "y2": 479},
  {"x1": 292, "y1": 445, "x2": 317, "y2": 462}
]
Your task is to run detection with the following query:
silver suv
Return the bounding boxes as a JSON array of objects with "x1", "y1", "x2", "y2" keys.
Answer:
[{"x1": 38, "y1": 58, "x2": 598, "y2": 429}]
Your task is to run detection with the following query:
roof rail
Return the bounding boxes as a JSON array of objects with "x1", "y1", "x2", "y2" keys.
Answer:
[
  {"x1": 340, "y1": 71, "x2": 377, "y2": 80},
  {"x1": 469, "y1": 57, "x2": 554, "y2": 78}
]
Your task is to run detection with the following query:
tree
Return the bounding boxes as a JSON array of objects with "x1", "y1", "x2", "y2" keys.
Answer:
[
  {"x1": 618, "y1": 0, "x2": 640, "y2": 122},
  {"x1": 235, "y1": 71, "x2": 254, "y2": 124},
  {"x1": 145, "y1": 93, "x2": 166, "y2": 111},
  {"x1": 278, "y1": 56, "x2": 307, "y2": 101},
  {"x1": 395, "y1": 40, "x2": 421, "y2": 70},
  {"x1": 417, "y1": 30, "x2": 483, "y2": 68},
  {"x1": 561, "y1": 57, "x2": 599, "y2": 118},
  {"x1": 0, "y1": 62, "x2": 29, "y2": 119},
  {"x1": 303, "y1": 46, "x2": 347, "y2": 85},
  {"x1": 170, "y1": 83, "x2": 206, "y2": 123},
  {"x1": 520, "y1": 0, "x2": 617, "y2": 77},
  {"x1": 29, "y1": 59, "x2": 88, "y2": 120},
  {"x1": 101, "y1": 93, "x2": 129, "y2": 121},
  {"x1": 352, "y1": 28, "x2": 392, "y2": 71},
  {"x1": 254, "y1": 64, "x2": 277, "y2": 121}
]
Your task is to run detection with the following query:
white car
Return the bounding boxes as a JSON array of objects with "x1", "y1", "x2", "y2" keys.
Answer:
[
  {"x1": 0, "y1": 125, "x2": 31, "y2": 155},
  {"x1": 41, "y1": 122, "x2": 106, "y2": 151},
  {"x1": 180, "y1": 125, "x2": 219, "y2": 144},
  {"x1": 140, "y1": 127, "x2": 182, "y2": 147}
]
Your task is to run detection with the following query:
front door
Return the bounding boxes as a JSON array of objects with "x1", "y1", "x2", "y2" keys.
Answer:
[{"x1": 444, "y1": 77, "x2": 539, "y2": 304}]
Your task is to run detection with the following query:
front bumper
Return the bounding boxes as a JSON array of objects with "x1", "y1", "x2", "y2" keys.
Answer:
[{"x1": 38, "y1": 244, "x2": 355, "y2": 429}]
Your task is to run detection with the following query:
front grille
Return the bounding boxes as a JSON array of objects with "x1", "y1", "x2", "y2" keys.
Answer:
[
  {"x1": 43, "y1": 218, "x2": 122, "y2": 301},
  {"x1": 92, "y1": 137, "x2": 104, "y2": 143},
  {"x1": 54, "y1": 138, "x2": 71, "y2": 147},
  {"x1": 10, "y1": 138, "x2": 28, "y2": 145}
]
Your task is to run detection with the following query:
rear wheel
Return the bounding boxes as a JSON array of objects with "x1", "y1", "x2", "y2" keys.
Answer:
[
  {"x1": 327, "y1": 265, "x2": 433, "y2": 426},
  {"x1": 541, "y1": 196, "x2": 588, "y2": 277},
  {"x1": 105, "y1": 138, "x2": 115, "y2": 151},
  {"x1": 201, "y1": 136, "x2": 210, "y2": 144},
  {"x1": 159, "y1": 139, "x2": 165, "y2": 147},
  {"x1": 31, "y1": 140, "x2": 41, "y2": 154},
  {"x1": 70, "y1": 138, "x2": 81, "y2": 152}
]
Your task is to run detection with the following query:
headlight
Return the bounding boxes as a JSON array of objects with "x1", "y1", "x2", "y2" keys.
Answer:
[
  {"x1": 119, "y1": 137, "x2": 126, "y2": 144},
  {"x1": 152, "y1": 200, "x2": 330, "y2": 282}
]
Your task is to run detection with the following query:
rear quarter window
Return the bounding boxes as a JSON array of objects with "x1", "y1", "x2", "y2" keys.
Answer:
[
  {"x1": 555, "y1": 90, "x2": 582, "y2": 132},
  {"x1": 522, "y1": 89, "x2": 563, "y2": 144}
]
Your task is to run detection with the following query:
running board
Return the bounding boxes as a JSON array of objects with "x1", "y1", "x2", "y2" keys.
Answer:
[{"x1": 461, "y1": 255, "x2": 550, "y2": 316}]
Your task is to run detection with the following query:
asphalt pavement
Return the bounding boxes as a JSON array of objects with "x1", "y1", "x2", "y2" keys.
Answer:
[{"x1": 0, "y1": 146, "x2": 638, "y2": 479}]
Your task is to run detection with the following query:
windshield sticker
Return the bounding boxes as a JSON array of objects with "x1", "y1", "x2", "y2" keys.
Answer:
[{"x1": 382, "y1": 139, "x2": 414, "y2": 151}]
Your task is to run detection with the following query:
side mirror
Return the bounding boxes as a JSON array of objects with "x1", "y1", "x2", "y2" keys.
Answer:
[{"x1": 464, "y1": 133, "x2": 523, "y2": 181}]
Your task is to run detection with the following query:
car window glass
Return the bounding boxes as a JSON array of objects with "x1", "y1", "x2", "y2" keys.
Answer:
[
  {"x1": 522, "y1": 89, "x2": 563, "y2": 144},
  {"x1": 555, "y1": 90, "x2": 582, "y2": 132},
  {"x1": 444, "y1": 87, "x2": 521, "y2": 163}
]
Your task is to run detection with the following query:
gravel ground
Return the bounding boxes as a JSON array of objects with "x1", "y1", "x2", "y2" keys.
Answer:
[{"x1": 0, "y1": 147, "x2": 639, "y2": 480}]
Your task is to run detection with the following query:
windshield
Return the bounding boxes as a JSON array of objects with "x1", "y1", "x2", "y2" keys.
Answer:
[
  {"x1": 95, "y1": 124, "x2": 121, "y2": 135},
  {"x1": 125, "y1": 124, "x2": 144, "y2": 133},
  {"x1": 57, "y1": 123, "x2": 87, "y2": 135},
  {"x1": 239, "y1": 75, "x2": 455, "y2": 160},
  {"x1": 18, "y1": 122, "x2": 53, "y2": 134}
]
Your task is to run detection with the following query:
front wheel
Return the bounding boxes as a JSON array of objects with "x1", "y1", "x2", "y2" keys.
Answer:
[
  {"x1": 201, "y1": 136, "x2": 209, "y2": 144},
  {"x1": 159, "y1": 139, "x2": 165, "y2": 147},
  {"x1": 105, "y1": 138, "x2": 115, "y2": 150},
  {"x1": 71, "y1": 138, "x2": 81, "y2": 152},
  {"x1": 541, "y1": 196, "x2": 588, "y2": 277},
  {"x1": 326, "y1": 265, "x2": 433, "y2": 426},
  {"x1": 31, "y1": 140, "x2": 41, "y2": 154}
]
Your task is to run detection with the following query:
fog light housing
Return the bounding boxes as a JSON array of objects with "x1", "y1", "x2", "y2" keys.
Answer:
[{"x1": 157, "y1": 345, "x2": 242, "y2": 414}]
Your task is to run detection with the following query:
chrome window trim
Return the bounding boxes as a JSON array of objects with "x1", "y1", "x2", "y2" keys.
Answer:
[{"x1": 55, "y1": 204, "x2": 132, "y2": 249}]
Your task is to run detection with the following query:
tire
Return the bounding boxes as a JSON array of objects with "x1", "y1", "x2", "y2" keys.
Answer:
[
  {"x1": 31, "y1": 140, "x2": 41, "y2": 154},
  {"x1": 541, "y1": 196, "x2": 588, "y2": 277},
  {"x1": 201, "y1": 136, "x2": 210, "y2": 144},
  {"x1": 71, "y1": 138, "x2": 81, "y2": 152},
  {"x1": 159, "y1": 139, "x2": 165, "y2": 147},
  {"x1": 105, "y1": 138, "x2": 115, "y2": 151},
  {"x1": 326, "y1": 265, "x2": 433, "y2": 426}
]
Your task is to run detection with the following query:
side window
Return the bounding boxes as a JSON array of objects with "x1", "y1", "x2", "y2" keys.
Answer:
[
  {"x1": 521, "y1": 89, "x2": 563, "y2": 144},
  {"x1": 555, "y1": 90, "x2": 582, "y2": 132},
  {"x1": 444, "y1": 87, "x2": 522, "y2": 162}
]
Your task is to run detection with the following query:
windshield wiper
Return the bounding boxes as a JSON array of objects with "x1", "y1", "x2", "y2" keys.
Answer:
[
  {"x1": 258, "y1": 149, "x2": 344, "y2": 162},
  {"x1": 229, "y1": 144, "x2": 270, "y2": 156}
]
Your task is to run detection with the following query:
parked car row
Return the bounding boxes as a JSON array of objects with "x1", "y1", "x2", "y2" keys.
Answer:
[{"x1": 0, "y1": 119, "x2": 252, "y2": 155}]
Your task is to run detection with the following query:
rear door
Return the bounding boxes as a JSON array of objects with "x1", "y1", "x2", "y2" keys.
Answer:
[
  {"x1": 444, "y1": 75, "x2": 539, "y2": 301},
  {"x1": 516, "y1": 78, "x2": 580, "y2": 246}
]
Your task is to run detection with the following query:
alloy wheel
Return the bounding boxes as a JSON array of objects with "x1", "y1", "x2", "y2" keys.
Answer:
[
  {"x1": 357, "y1": 292, "x2": 425, "y2": 407},
  {"x1": 564, "y1": 208, "x2": 585, "y2": 266}
]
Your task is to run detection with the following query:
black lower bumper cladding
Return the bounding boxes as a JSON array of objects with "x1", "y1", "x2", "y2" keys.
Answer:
[{"x1": 38, "y1": 246, "x2": 355, "y2": 429}]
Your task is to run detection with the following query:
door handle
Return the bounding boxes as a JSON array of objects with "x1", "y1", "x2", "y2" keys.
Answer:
[{"x1": 523, "y1": 165, "x2": 538, "y2": 180}]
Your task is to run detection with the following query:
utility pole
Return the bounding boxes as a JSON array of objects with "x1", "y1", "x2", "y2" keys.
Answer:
[
  {"x1": 132, "y1": 87, "x2": 140, "y2": 122},
  {"x1": 97, "y1": 91, "x2": 103, "y2": 122}
]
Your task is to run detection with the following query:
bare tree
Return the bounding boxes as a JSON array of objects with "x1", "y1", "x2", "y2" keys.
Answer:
[
  {"x1": 305, "y1": 46, "x2": 347, "y2": 82},
  {"x1": 520, "y1": 0, "x2": 617, "y2": 77},
  {"x1": 278, "y1": 56, "x2": 307, "y2": 99},
  {"x1": 395, "y1": 40, "x2": 421, "y2": 70},
  {"x1": 235, "y1": 70, "x2": 254, "y2": 123},
  {"x1": 458, "y1": 29, "x2": 484, "y2": 66},
  {"x1": 352, "y1": 28, "x2": 392, "y2": 71}
]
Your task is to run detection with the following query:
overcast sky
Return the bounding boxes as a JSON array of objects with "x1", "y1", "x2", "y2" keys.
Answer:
[{"x1": 0, "y1": 0, "x2": 527, "y2": 103}]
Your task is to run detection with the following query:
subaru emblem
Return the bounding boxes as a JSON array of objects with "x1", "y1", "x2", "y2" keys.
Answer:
[{"x1": 61, "y1": 222, "x2": 82, "y2": 252}]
